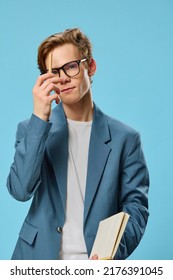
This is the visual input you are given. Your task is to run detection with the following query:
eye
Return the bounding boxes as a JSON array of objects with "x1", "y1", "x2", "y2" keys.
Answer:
[
  {"x1": 52, "y1": 68, "x2": 59, "y2": 75},
  {"x1": 65, "y1": 62, "x2": 78, "y2": 71}
]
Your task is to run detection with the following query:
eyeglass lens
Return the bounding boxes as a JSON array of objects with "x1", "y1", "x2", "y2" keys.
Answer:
[{"x1": 52, "y1": 61, "x2": 79, "y2": 77}]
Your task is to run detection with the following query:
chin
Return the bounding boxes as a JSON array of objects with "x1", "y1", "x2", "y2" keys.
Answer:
[{"x1": 60, "y1": 95, "x2": 84, "y2": 106}]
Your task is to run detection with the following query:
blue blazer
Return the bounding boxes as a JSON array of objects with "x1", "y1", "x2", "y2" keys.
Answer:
[{"x1": 7, "y1": 103, "x2": 149, "y2": 260}]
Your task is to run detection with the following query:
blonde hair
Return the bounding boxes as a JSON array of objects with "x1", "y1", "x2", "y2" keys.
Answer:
[{"x1": 37, "y1": 28, "x2": 93, "y2": 74}]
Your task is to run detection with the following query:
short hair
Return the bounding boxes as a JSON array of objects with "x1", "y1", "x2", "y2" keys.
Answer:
[{"x1": 37, "y1": 28, "x2": 93, "y2": 74}]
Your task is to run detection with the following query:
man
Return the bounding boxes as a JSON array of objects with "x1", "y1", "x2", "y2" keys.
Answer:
[{"x1": 7, "y1": 28, "x2": 149, "y2": 260}]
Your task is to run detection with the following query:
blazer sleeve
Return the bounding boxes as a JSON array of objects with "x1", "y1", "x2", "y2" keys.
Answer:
[
  {"x1": 6, "y1": 114, "x2": 52, "y2": 201},
  {"x1": 115, "y1": 132, "x2": 149, "y2": 259}
]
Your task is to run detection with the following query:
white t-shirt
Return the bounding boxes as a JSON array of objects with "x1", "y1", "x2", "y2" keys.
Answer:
[{"x1": 59, "y1": 118, "x2": 92, "y2": 260}]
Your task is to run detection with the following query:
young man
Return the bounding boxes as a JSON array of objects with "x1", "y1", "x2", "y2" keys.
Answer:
[{"x1": 7, "y1": 28, "x2": 149, "y2": 260}]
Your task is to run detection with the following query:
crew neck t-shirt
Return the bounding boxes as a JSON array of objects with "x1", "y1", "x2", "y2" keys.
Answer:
[{"x1": 59, "y1": 118, "x2": 92, "y2": 260}]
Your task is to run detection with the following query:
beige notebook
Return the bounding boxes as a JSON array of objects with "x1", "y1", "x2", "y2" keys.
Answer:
[{"x1": 90, "y1": 212, "x2": 130, "y2": 260}]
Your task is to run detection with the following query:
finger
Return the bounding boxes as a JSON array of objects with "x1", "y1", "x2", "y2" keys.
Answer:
[
  {"x1": 39, "y1": 83, "x2": 60, "y2": 97},
  {"x1": 54, "y1": 85, "x2": 61, "y2": 95},
  {"x1": 90, "y1": 254, "x2": 99, "y2": 260},
  {"x1": 34, "y1": 73, "x2": 55, "y2": 88},
  {"x1": 40, "y1": 77, "x2": 62, "y2": 91},
  {"x1": 55, "y1": 95, "x2": 61, "y2": 104},
  {"x1": 48, "y1": 92, "x2": 60, "y2": 103}
]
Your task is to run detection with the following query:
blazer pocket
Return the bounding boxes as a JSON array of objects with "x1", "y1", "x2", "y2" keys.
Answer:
[{"x1": 19, "y1": 220, "x2": 38, "y2": 246}]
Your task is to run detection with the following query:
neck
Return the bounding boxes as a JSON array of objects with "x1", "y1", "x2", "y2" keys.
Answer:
[{"x1": 62, "y1": 93, "x2": 94, "y2": 122}]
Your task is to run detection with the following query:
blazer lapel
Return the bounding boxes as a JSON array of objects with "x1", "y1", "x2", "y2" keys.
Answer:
[
  {"x1": 46, "y1": 103, "x2": 111, "y2": 220},
  {"x1": 84, "y1": 104, "x2": 111, "y2": 223},
  {"x1": 46, "y1": 103, "x2": 68, "y2": 213}
]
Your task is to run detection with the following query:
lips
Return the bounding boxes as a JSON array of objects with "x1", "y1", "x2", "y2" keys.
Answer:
[{"x1": 61, "y1": 87, "x2": 75, "y2": 93}]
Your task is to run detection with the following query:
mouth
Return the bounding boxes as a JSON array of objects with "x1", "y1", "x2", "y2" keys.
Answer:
[{"x1": 61, "y1": 87, "x2": 75, "y2": 93}]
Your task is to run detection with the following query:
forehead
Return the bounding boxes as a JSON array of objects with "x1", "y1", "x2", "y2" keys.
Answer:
[{"x1": 45, "y1": 44, "x2": 81, "y2": 68}]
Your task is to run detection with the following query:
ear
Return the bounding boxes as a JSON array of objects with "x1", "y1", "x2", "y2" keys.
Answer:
[{"x1": 88, "y1": 58, "x2": 96, "y2": 77}]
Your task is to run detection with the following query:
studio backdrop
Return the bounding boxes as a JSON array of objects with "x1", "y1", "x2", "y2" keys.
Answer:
[{"x1": 0, "y1": 0, "x2": 173, "y2": 260}]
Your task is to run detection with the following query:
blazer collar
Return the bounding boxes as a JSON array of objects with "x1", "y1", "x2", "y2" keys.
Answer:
[
  {"x1": 49, "y1": 102, "x2": 67, "y2": 134},
  {"x1": 49, "y1": 102, "x2": 111, "y2": 143},
  {"x1": 91, "y1": 103, "x2": 111, "y2": 144},
  {"x1": 84, "y1": 104, "x2": 112, "y2": 223},
  {"x1": 46, "y1": 103, "x2": 68, "y2": 213}
]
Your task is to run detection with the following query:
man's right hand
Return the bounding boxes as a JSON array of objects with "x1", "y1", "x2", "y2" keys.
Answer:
[{"x1": 32, "y1": 73, "x2": 61, "y2": 121}]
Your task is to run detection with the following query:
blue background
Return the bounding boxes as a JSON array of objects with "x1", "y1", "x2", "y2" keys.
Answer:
[{"x1": 0, "y1": 0, "x2": 173, "y2": 260}]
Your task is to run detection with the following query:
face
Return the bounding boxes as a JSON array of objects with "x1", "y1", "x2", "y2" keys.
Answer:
[{"x1": 45, "y1": 44, "x2": 96, "y2": 106}]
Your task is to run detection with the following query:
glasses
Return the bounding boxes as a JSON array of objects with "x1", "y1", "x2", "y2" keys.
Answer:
[{"x1": 45, "y1": 58, "x2": 87, "y2": 77}]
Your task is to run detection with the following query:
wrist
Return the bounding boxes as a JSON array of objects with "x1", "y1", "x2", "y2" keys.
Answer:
[{"x1": 33, "y1": 112, "x2": 49, "y2": 122}]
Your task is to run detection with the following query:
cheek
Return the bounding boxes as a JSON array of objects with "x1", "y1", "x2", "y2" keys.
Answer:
[
  {"x1": 79, "y1": 72, "x2": 90, "y2": 92},
  {"x1": 79, "y1": 81, "x2": 90, "y2": 95}
]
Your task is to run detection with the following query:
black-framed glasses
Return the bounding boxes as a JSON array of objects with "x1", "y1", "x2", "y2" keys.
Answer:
[{"x1": 45, "y1": 58, "x2": 87, "y2": 77}]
